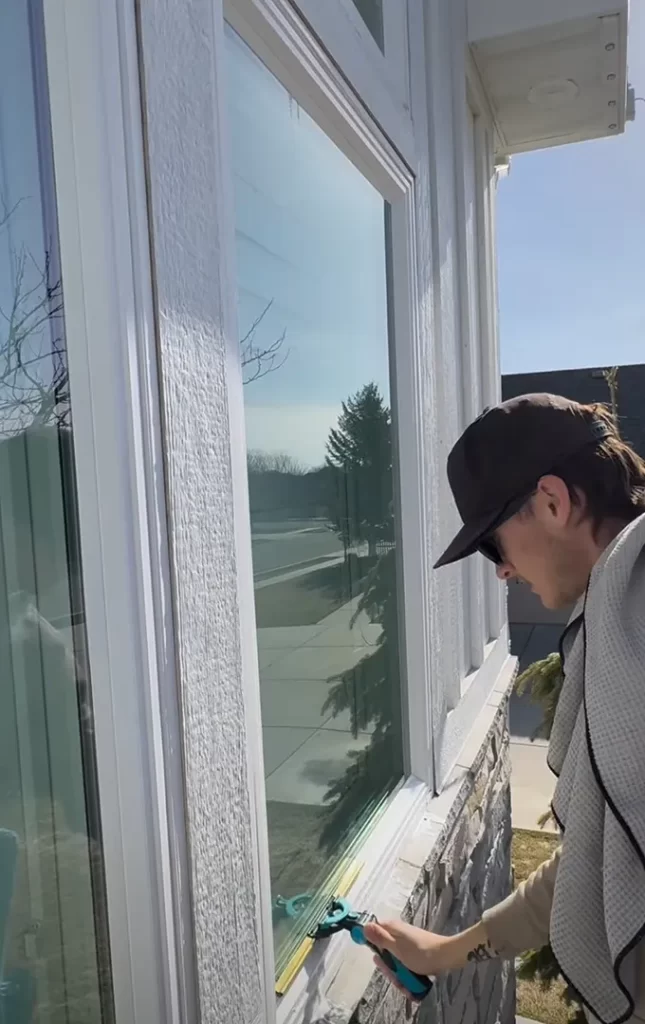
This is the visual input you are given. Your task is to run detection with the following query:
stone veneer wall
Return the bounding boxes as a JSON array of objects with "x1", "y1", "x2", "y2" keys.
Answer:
[{"x1": 352, "y1": 704, "x2": 515, "y2": 1024}]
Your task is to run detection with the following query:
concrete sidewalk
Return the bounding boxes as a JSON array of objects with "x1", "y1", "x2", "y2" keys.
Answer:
[{"x1": 510, "y1": 738, "x2": 558, "y2": 833}]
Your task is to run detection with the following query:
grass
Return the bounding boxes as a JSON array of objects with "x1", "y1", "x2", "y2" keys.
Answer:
[
  {"x1": 512, "y1": 830, "x2": 570, "y2": 1024},
  {"x1": 517, "y1": 976, "x2": 571, "y2": 1024},
  {"x1": 512, "y1": 829, "x2": 559, "y2": 886}
]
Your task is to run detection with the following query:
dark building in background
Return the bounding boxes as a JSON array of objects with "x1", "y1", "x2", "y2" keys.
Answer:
[
  {"x1": 503, "y1": 363, "x2": 645, "y2": 457},
  {"x1": 502, "y1": 363, "x2": 645, "y2": 738}
]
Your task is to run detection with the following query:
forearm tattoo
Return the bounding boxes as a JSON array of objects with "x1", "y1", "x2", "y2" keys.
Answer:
[{"x1": 467, "y1": 940, "x2": 497, "y2": 964}]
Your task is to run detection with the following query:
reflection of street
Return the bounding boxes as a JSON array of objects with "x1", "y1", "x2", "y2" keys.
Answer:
[
  {"x1": 251, "y1": 518, "x2": 343, "y2": 581},
  {"x1": 259, "y1": 596, "x2": 381, "y2": 805}
]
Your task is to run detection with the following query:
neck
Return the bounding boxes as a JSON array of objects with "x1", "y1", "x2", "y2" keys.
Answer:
[
  {"x1": 582, "y1": 518, "x2": 630, "y2": 581},
  {"x1": 595, "y1": 518, "x2": 630, "y2": 555}
]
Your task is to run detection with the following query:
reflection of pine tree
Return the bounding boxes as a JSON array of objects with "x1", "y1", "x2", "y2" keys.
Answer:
[
  {"x1": 319, "y1": 547, "x2": 402, "y2": 852},
  {"x1": 326, "y1": 383, "x2": 393, "y2": 557}
]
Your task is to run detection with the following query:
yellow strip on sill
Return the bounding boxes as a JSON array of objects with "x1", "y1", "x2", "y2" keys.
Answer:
[{"x1": 275, "y1": 859, "x2": 364, "y2": 997}]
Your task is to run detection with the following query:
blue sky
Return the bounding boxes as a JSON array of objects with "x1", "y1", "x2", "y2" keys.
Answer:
[
  {"x1": 498, "y1": 3, "x2": 645, "y2": 375},
  {"x1": 227, "y1": 27, "x2": 390, "y2": 468}
]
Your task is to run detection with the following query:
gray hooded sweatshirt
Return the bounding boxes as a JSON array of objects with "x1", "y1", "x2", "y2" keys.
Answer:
[{"x1": 484, "y1": 513, "x2": 645, "y2": 1024}]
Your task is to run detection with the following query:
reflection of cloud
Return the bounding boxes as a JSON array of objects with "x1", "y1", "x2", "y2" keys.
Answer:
[{"x1": 244, "y1": 403, "x2": 342, "y2": 469}]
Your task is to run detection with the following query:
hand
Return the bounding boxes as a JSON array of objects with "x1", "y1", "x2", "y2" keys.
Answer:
[
  {"x1": 363, "y1": 918, "x2": 495, "y2": 991},
  {"x1": 363, "y1": 919, "x2": 448, "y2": 982}
]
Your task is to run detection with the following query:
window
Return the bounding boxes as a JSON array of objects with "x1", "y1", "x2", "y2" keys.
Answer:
[
  {"x1": 225, "y1": 26, "x2": 404, "y2": 976},
  {"x1": 350, "y1": 0, "x2": 384, "y2": 49},
  {"x1": 0, "y1": 2, "x2": 113, "y2": 1020}
]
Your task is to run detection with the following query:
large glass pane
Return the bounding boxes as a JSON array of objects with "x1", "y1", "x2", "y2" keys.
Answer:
[
  {"x1": 350, "y1": 0, "x2": 384, "y2": 50},
  {"x1": 0, "y1": 2, "x2": 113, "y2": 1021},
  {"x1": 225, "y1": 27, "x2": 404, "y2": 974}
]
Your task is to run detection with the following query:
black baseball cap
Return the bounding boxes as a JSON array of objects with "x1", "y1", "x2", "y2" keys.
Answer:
[{"x1": 434, "y1": 393, "x2": 612, "y2": 569}]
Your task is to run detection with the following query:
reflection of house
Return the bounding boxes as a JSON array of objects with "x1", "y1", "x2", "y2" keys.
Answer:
[
  {"x1": 503, "y1": 365, "x2": 645, "y2": 737},
  {"x1": 0, "y1": 2, "x2": 632, "y2": 1024}
]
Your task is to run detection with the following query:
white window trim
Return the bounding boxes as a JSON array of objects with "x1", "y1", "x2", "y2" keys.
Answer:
[
  {"x1": 42, "y1": 0, "x2": 192, "y2": 1020},
  {"x1": 450, "y1": 6, "x2": 506, "y2": 666},
  {"x1": 457, "y1": 91, "x2": 487, "y2": 676},
  {"x1": 224, "y1": 0, "x2": 411, "y2": 198},
  {"x1": 419, "y1": 0, "x2": 510, "y2": 787},
  {"x1": 468, "y1": 53, "x2": 506, "y2": 643},
  {"x1": 288, "y1": 0, "x2": 413, "y2": 163}
]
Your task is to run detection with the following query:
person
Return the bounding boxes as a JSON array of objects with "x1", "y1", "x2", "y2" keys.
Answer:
[{"x1": 364, "y1": 393, "x2": 645, "y2": 1024}]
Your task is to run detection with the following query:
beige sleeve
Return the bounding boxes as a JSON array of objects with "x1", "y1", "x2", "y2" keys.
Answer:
[{"x1": 482, "y1": 847, "x2": 560, "y2": 958}]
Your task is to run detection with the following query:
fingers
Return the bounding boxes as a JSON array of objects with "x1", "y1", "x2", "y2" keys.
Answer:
[
  {"x1": 363, "y1": 921, "x2": 395, "y2": 951},
  {"x1": 372, "y1": 955, "x2": 406, "y2": 994}
]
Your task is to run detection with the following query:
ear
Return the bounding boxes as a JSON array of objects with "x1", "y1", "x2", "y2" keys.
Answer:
[{"x1": 535, "y1": 475, "x2": 572, "y2": 525}]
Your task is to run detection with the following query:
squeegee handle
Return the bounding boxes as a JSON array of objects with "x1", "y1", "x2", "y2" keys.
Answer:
[{"x1": 349, "y1": 925, "x2": 433, "y2": 1001}]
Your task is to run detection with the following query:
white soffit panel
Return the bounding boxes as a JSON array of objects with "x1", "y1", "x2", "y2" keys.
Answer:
[{"x1": 469, "y1": 2, "x2": 629, "y2": 154}]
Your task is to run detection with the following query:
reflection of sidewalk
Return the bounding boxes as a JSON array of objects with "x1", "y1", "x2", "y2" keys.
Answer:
[
  {"x1": 258, "y1": 597, "x2": 382, "y2": 806},
  {"x1": 510, "y1": 738, "x2": 558, "y2": 833},
  {"x1": 255, "y1": 553, "x2": 345, "y2": 589}
]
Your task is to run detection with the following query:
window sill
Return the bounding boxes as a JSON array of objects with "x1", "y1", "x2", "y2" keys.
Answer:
[{"x1": 277, "y1": 651, "x2": 517, "y2": 1024}]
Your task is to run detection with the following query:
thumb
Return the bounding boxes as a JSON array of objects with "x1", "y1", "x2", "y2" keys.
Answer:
[{"x1": 363, "y1": 921, "x2": 396, "y2": 952}]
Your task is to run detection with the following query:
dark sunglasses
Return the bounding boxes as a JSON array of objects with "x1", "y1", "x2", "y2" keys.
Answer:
[{"x1": 477, "y1": 491, "x2": 535, "y2": 566}]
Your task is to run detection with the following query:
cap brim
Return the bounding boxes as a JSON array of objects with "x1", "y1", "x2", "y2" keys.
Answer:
[{"x1": 433, "y1": 506, "x2": 502, "y2": 569}]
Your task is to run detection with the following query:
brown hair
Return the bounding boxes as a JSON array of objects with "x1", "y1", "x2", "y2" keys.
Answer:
[{"x1": 552, "y1": 403, "x2": 645, "y2": 530}]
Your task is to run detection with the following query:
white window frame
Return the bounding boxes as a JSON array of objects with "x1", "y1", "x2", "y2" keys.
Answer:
[
  {"x1": 452, "y1": 36, "x2": 503, "y2": 683},
  {"x1": 42, "y1": 0, "x2": 193, "y2": 1021},
  {"x1": 464, "y1": 54, "x2": 506, "y2": 647},
  {"x1": 458, "y1": 91, "x2": 488, "y2": 676},
  {"x1": 424, "y1": 0, "x2": 510, "y2": 786},
  {"x1": 468, "y1": 56, "x2": 506, "y2": 645},
  {"x1": 287, "y1": 0, "x2": 413, "y2": 164}
]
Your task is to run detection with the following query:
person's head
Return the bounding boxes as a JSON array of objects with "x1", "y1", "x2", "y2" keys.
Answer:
[{"x1": 434, "y1": 394, "x2": 645, "y2": 609}]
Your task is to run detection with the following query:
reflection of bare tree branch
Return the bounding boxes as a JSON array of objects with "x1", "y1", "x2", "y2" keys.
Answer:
[
  {"x1": 240, "y1": 299, "x2": 289, "y2": 385},
  {"x1": 0, "y1": 196, "x2": 68, "y2": 438},
  {"x1": 0, "y1": 194, "x2": 24, "y2": 232}
]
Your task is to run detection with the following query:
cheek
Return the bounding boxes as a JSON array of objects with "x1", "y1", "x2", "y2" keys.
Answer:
[{"x1": 501, "y1": 524, "x2": 548, "y2": 575}]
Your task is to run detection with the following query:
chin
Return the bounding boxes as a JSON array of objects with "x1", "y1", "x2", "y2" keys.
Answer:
[{"x1": 538, "y1": 591, "x2": 567, "y2": 611}]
